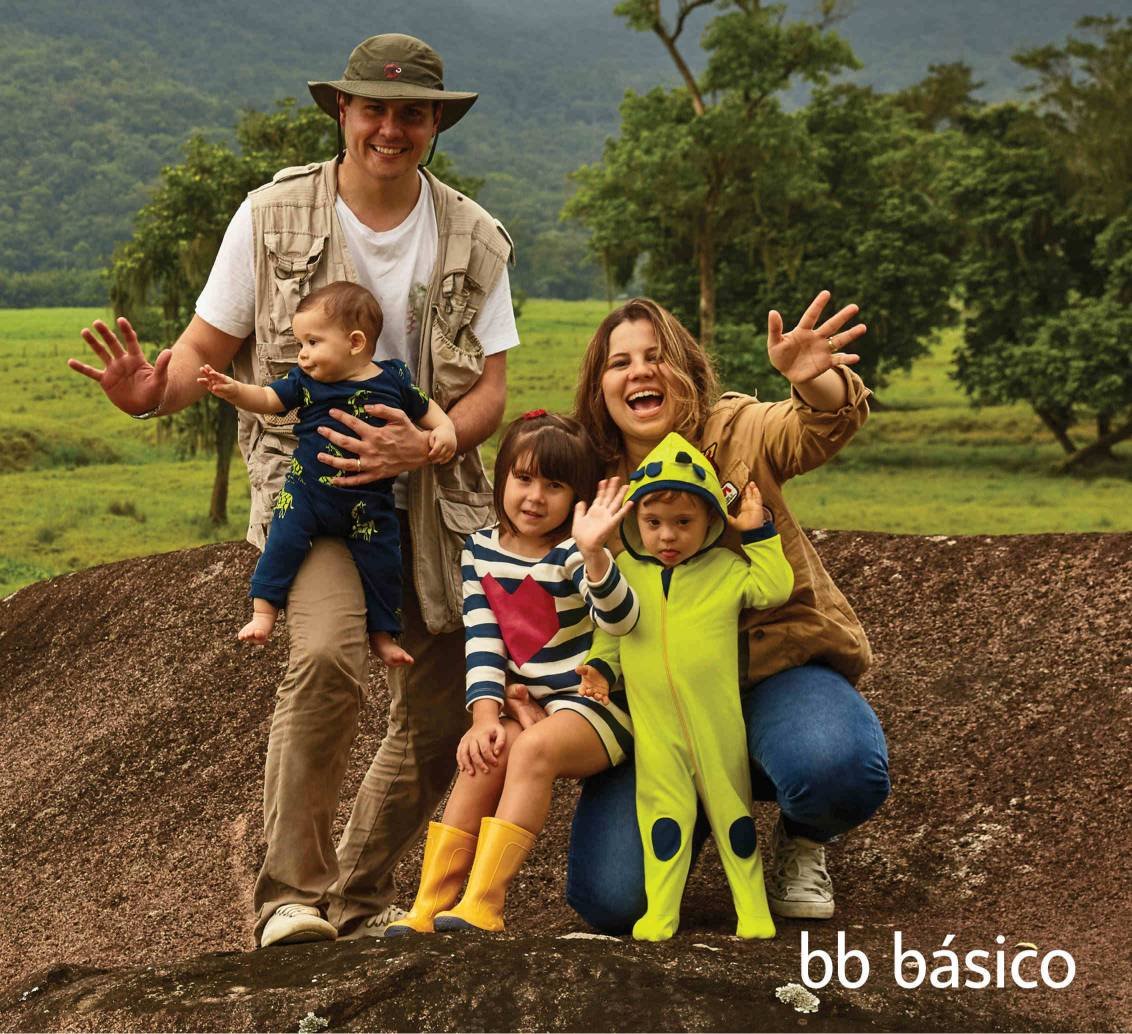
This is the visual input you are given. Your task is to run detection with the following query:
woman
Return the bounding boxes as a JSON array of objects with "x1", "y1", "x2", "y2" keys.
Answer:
[{"x1": 513, "y1": 291, "x2": 890, "y2": 933}]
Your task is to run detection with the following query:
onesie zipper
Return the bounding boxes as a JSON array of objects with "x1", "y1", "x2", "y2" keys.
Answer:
[{"x1": 658, "y1": 568, "x2": 705, "y2": 795}]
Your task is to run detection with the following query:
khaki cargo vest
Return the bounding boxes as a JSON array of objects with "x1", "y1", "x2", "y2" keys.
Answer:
[{"x1": 231, "y1": 159, "x2": 514, "y2": 634}]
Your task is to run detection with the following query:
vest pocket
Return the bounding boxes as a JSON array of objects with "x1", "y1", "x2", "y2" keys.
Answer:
[
  {"x1": 263, "y1": 231, "x2": 327, "y2": 340},
  {"x1": 435, "y1": 483, "x2": 495, "y2": 617},
  {"x1": 430, "y1": 293, "x2": 485, "y2": 410}
]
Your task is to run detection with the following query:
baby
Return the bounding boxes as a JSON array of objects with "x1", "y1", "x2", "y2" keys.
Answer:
[
  {"x1": 199, "y1": 280, "x2": 456, "y2": 665},
  {"x1": 577, "y1": 432, "x2": 795, "y2": 940}
]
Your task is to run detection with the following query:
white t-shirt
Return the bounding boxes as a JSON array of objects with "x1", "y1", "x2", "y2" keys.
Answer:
[{"x1": 197, "y1": 170, "x2": 519, "y2": 507}]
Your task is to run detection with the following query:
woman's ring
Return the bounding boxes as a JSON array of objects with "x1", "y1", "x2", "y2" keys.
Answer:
[
  {"x1": 355, "y1": 458, "x2": 362, "y2": 472},
  {"x1": 827, "y1": 337, "x2": 837, "y2": 352}
]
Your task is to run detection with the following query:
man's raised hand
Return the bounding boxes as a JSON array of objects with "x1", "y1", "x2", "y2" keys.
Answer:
[{"x1": 69, "y1": 316, "x2": 172, "y2": 415}]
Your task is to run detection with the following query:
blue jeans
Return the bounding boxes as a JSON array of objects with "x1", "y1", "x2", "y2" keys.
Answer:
[{"x1": 565, "y1": 663, "x2": 890, "y2": 934}]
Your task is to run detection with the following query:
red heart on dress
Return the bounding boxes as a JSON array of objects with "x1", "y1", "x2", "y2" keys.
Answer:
[{"x1": 481, "y1": 573, "x2": 560, "y2": 669}]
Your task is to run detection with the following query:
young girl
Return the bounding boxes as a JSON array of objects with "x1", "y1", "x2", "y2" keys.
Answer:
[{"x1": 385, "y1": 410, "x2": 638, "y2": 936}]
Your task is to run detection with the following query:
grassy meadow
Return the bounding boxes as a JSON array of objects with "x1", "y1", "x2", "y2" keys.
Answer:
[{"x1": 1, "y1": 301, "x2": 1129, "y2": 598}]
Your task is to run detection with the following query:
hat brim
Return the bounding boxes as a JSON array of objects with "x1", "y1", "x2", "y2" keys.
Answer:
[{"x1": 308, "y1": 81, "x2": 477, "y2": 132}]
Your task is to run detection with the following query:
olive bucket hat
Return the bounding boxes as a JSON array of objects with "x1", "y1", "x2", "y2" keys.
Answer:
[{"x1": 308, "y1": 33, "x2": 477, "y2": 132}]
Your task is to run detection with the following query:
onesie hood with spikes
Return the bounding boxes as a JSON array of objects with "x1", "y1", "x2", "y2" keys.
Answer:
[{"x1": 621, "y1": 432, "x2": 727, "y2": 561}]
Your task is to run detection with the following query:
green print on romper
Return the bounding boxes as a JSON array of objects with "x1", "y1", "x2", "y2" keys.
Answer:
[
  {"x1": 274, "y1": 487, "x2": 294, "y2": 518},
  {"x1": 302, "y1": 386, "x2": 312, "y2": 407},
  {"x1": 347, "y1": 389, "x2": 373, "y2": 419},
  {"x1": 319, "y1": 441, "x2": 345, "y2": 484},
  {"x1": 351, "y1": 501, "x2": 377, "y2": 541},
  {"x1": 289, "y1": 457, "x2": 303, "y2": 478}
]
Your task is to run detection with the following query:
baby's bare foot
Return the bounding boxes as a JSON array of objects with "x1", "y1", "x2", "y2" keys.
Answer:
[
  {"x1": 238, "y1": 612, "x2": 275, "y2": 644},
  {"x1": 371, "y1": 632, "x2": 414, "y2": 666}
]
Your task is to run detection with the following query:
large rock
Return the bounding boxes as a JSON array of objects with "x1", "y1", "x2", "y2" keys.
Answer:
[{"x1": 1, "y1": 533, "x2": 1129, "y2": 1031}]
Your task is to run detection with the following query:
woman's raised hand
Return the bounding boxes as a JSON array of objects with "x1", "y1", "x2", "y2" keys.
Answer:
[
  {"x1": 572, "y1": 478, "x2": 634, "y2": 555},
  {"x1": 767, "y1": 290, "x2": 866, "y2": 386},
  {"x1": 69, "y1": 317, "x2": 173, "y2": 415}
]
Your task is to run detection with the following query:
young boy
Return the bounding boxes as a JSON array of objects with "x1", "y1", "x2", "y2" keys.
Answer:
[
  {"x1": 577, "y1": 432, "x2": 794, "y2": 941},
  {"x1": 199, "y1": 280, "x2": 456, "y2": 665}
]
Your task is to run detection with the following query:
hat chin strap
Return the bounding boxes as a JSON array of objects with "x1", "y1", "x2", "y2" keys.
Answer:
[{"x1": 419, "y1": 133, "x2": 438, "y2": 168}]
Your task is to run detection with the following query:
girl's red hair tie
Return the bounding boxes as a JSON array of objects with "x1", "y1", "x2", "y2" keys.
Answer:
[{"x1": 522, "y1": 408, "x2": 548, "y2": 420}]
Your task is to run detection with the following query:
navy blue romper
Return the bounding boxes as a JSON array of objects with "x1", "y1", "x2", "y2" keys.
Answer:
[{"x1": 250, "y1": 360, "x2": 431, "y2": 635}]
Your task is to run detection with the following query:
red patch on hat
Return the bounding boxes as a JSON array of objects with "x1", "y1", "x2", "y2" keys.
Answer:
[
  {"x1": 384, "y1": 63, "x2": 402, "y2": 80},
  {"x1": 481, "y1": 574, "x2": 559, "y2": 668}
]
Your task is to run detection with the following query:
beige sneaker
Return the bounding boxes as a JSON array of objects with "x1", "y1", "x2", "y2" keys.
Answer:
[
  {"x1": 260, "y1": 904, "x2": 337, "y2": 948},
  {"x1": 766, "y1": 817, "x2": 835, "y2": 920},
  {"x1": 338, "y1": 903, "x2": 409, "y2": 941}
]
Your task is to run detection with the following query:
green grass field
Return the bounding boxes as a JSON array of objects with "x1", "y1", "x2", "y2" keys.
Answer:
[{"x1": 1, "y1": 302, "x2": 1128, "y2": 597}]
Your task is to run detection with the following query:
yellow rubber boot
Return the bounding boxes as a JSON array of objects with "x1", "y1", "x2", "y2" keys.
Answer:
[
  {"x1": 384, "y1": 822, "x2": 478, "y2": 936},
  {"x1": 433, "y1": 817, "x2": 535, "y2": 932}
]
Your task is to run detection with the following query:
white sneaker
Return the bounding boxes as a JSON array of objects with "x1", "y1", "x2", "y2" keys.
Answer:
[
  {"x1": 766, "y1": 817, "x2": 835, "y2": 920},
  {"x1": 260, "y1": 904, "x2": 337, "y2": 948},
  {"x1": 338, "y1": 903, "x2": 409, "y2": 941}
]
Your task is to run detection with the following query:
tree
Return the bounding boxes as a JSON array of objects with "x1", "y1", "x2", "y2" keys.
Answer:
[
  {"x1": 940, "y1": 18, "x2": 1132, "y2": 468},
  {"x1": 943, "y1": 101, "x2": 1131, "y2": 467},
  {"x1": 1015, "y1": 15, "x2": 1132, "y2": 221},
  {"x1": 708, "y1": 84, "x2": 958, "y2": 392},
  {"x1": 894, "y1": 61, "x2": 984, "y2": 131},
  {"x1": 567, "y1": 0, "x2": 856, "y2": 350},
  {"x1": 567, "y1": 2, "x2": 957, "y2": 391},
  {"x1": 110, "y1": 100, "x2": 481, "y2": 523}
]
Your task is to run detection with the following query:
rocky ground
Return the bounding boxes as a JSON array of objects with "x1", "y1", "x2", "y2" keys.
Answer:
[{"x1": 0, "y1": 531, "x2": 1128, "y2": 1032}]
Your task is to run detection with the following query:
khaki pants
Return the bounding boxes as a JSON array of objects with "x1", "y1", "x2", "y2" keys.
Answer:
[{"x1": 252, "y1": 519, "x2": 467, "y2": 943}]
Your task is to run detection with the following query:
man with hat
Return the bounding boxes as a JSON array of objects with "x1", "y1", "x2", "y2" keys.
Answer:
[{"x1": 70, "y1": 34, "x2": 517, "y2": 948}]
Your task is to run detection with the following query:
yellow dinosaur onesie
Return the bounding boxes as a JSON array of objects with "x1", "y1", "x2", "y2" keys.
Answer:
[{"x1": 585, "y1": 433, "x2": 794, "y2": 940}]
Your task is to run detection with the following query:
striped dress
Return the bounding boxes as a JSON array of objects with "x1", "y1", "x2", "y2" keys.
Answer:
[{"x1": 462, "y1": 527, "x2": 639, "y2": 765}]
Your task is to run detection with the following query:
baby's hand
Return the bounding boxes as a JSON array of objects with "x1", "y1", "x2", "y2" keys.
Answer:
[
  {"x1": 197, "y1": 364, "x2": 238, "y2": 401},
  {"x1": 428, "y1": 424, "x2": 457, "y2": 464},
  {"x1": 456, "y1": 715, "x2": 506, "y2": 776},
  {"x1": 727, "y1": 481, "x2": 769, "y2": 533},
  {"x1": 575, "y1": 663, "x2": 610, "y2": 705},
  {"x1": 572, "y1": 478, "x2": 634, "y2": 555}
]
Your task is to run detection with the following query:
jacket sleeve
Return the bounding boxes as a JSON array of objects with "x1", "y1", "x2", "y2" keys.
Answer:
[
  {"x1": 564, "y1": 545, "x2": 640, "y2": 635},
  {"x1": 461, "y1": 538, "x2": 507, "y2": 711},
  {"x1": 734, "y1": 367, "x2": 871, "y2": 483},
  {"x1": 738, "y1": 523, "x2": 795, "y2": 610},
  {"x1": 583, "y1": 625, "x2": 623, "y2": 692}
]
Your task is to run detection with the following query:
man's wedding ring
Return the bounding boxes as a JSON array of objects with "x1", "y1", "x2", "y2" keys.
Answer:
[
  {"x1": 827, "y1": 337, "x2": 837, "y2": 352},
  {"x1": 355, "y1": 458, "x2": 362, "y2": 472}
]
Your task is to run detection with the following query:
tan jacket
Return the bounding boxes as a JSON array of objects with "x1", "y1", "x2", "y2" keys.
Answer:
[
  {"x1": 699, "y1": 367, "x2": 874, "y2": 686},
  {"x1": 230, "y1": 159, "x2": 513, "y2": 634}
]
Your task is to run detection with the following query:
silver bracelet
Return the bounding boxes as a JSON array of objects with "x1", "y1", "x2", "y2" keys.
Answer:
[{"x1": 129, "y1": 403, "x2": 164, "y2": 420}]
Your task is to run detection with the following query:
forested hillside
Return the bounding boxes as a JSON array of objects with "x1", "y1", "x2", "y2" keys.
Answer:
[{"x1": 3, "y1": 0, "x2": 1129, "y2": 301}]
